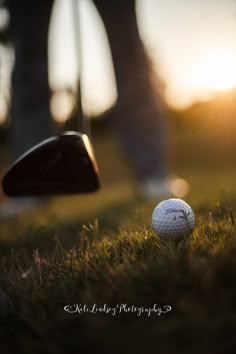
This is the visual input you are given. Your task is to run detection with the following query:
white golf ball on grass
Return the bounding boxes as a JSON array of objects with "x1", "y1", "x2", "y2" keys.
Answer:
[{"x1": 152, "y1": 198, "x2": 195, "y2": 240}]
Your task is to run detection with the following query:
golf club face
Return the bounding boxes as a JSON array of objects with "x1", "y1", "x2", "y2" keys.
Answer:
[{"x1": 2, "y1": 132, "x2": 100, "y2": 196}]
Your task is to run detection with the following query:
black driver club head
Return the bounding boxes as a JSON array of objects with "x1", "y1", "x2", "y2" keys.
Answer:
[{"x1": 2, "y1": 132, "x2": 100, "y2": 196}]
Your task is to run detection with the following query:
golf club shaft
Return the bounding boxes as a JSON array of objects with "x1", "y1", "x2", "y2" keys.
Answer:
[{"x1": 71, "y1": 0, "x2": 90, "y2": 135}]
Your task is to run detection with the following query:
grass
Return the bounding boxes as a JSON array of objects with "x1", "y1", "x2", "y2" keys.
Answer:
[{"x1": 0, "y1": 125, "x2": 236, "y2": 353}]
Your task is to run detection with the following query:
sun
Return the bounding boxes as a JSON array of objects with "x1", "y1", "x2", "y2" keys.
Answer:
[{"x1": 193, "y1": 49, "x2": 236, "y2": 92}]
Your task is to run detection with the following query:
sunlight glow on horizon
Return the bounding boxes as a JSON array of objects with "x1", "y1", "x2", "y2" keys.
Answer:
[
  {"x1": 165, "y1": 47, "x2": 236, "y2": 108},
  {"x1": 194, "y1": 49, "x2": 236, "y2": 92},
  {"x1": 137, "y1": 0, "x2": 236, "y2": 109}
]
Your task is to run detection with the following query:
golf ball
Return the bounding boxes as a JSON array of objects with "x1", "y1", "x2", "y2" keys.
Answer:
[{"x1": 152, "y1": 198, "x2": 195, "y2": 240}]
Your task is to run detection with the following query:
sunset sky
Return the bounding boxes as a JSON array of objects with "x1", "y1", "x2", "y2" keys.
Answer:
[{"x1": 2, "y1": 0, "x2": 236, "y2": 119}]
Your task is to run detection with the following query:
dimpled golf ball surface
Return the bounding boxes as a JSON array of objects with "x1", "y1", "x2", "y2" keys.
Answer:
[{"x1": 152, "y1": 198, "x2": 195, "y2": 240}]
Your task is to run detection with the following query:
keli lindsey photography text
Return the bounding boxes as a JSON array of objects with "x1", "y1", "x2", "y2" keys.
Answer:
[{"x1": 64, "y1": 304, "x2": 172, "y2": 317}]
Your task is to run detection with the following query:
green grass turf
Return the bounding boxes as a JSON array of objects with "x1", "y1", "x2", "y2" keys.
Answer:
[{"x1": 0, "y1": 128, "x2": 236, "y2": 354}]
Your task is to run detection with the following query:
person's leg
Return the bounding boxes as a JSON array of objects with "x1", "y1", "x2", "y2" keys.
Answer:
[
  {"x1": 7, "y1": 0, "x2": 54, "y2": 159},
  {"x1": 0, "y1": 0, "x2": 54, "y2": 218},
  {"x1": 94, "y1": 0, "x2": 168, "y2": 183}
]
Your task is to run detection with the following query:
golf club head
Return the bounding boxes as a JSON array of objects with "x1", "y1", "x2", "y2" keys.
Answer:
[{"x1": 2, "y1": 132, "x2": 100, "y2": 196}]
